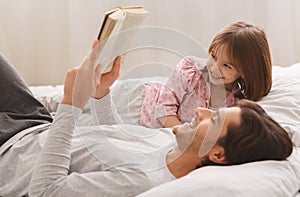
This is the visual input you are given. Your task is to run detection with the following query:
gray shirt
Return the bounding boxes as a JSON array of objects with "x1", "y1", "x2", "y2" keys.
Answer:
[{"x1": 1, "y1": 98, "x2": 176, "y2": 197}]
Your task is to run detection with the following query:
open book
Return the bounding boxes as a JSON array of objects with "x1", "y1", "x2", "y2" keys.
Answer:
[{"x1": 96, "y1": 6, "x2": 149, "y2": 73}]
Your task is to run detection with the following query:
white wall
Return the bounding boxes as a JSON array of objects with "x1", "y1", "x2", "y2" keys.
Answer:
[{"x1": 0, "y1": 0, "x2": 299, "y2": 85}]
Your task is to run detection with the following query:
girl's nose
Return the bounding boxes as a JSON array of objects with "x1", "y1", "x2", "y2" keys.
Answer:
[{"x1": 211, "y1": 62, "x2": 222, "y2": 73}]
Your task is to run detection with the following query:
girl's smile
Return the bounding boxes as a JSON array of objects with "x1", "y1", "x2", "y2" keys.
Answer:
[{"x1": 207, "y1": 44, "x2": 241, "y2": 86}]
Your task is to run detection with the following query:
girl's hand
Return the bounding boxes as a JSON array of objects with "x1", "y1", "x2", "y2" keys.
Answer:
[{"x1": 160, "y1": 115, "x2": 181, "y2": 128}]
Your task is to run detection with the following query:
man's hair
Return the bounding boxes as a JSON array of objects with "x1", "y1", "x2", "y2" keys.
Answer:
[
  {"x1": 217, "y1": 99, "x2": 293, "y2": 165},
  {"x1": 208, "y1": 21, "x2": 272, "y2": 101}
]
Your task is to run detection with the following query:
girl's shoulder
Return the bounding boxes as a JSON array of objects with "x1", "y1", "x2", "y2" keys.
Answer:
[
  {"x1": 179, "y1": 56, "x2": 208, "y2": 71},
  {"x1": 171, "y1": 56, "x2": 209, "y2": 90}
]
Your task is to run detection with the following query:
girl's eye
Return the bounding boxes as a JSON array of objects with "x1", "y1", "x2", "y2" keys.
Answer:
[
  {"x1": 211, "y1": 53, "x2": 216, "y2": 60},
  {"x1": 223, "y1": 64, "x2": 232, "y2": 69}
]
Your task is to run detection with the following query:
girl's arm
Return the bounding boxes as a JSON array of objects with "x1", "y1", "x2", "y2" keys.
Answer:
[
  {"x1": 159, "y1": 115, "x2": 181, "y2": 128},
  {"x1": 157, "y1": 57, "x2": 198, "y2": 127}
]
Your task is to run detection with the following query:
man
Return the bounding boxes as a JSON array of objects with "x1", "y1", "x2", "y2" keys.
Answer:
[
  {"x1": 0, "y1": 49, "x2": 292, "y2": 197},
  {"x1": 30, "y1": 47, "x2": 292, "y2": 196},
  {"x1": 0, "y1": 54, "x2": 52, "y2": 147}
]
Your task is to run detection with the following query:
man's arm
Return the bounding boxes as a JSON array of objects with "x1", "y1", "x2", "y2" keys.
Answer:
[
  {"x1": 29, "y1": 45, "x2": 135, "y2": 196},
  {"x1": 29, "y1": 104, "x2": 149, "y2": 196},
  {"x1": 89, "y1": 95, "x2": 121, "y2": 125},
  {"x1": 90, "y1": 53, "x2": 122, "y2": 125},
  {"x1": 29, "y1": 45, "x2": 101, "y2": 195}
]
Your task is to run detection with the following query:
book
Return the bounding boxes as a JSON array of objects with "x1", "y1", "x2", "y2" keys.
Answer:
[{"x1": 96, "y1": 6, "x2": 149, "y2": 73}]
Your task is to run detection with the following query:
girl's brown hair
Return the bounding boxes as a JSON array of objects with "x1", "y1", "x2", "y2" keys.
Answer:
[{"x1": 208, "y1": 21, "x2": 272, "y2": 101}]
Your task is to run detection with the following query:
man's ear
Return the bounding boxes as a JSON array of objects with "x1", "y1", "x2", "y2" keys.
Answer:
[{"x1": 208, "y1": 146, "x2": 227, "y2": 164}]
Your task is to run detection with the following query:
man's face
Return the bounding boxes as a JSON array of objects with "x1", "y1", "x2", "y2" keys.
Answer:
[{"x1": 173, "y1": 106, "x2": 241, "y2": 157}]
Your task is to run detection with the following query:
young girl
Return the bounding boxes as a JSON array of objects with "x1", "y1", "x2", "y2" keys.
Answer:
[{"x1": 93, "y1": 20, "x2": 272, "y2": 128}]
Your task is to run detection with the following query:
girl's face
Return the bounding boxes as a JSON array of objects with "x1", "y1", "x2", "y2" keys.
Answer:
[{"x1": 207, "y1": 45, "x2": 241, "y2": 86}]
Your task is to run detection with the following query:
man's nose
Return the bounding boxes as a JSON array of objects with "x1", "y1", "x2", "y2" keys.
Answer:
[{"x1": 195, "y1": 108, "x2": 213, "y2": 120}]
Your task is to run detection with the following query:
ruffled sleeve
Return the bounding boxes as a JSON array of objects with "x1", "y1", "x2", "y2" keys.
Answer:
[
  {"x1": 166, "y1": 56, "x2": 207, "y2": 102},
  {"x1": 140, "y1": 56, "x2": 207, "y2": 128}
]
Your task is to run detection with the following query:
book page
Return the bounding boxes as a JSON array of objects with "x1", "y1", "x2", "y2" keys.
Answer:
[
  {"x1": 120, "y1": 11, "x2": 148, "y2": 31},
  {"x1": 99, "y1": 7, "x2": 148, "y2": 73}
]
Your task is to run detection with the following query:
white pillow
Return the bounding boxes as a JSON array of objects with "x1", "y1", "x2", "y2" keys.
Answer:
[
  {"x1": 137, "y1": 63, "x2": 300, "y2": 197},
  {"x1": 137, "y1": 148, "x2": 300, "y2": 197},
  {"x1": 258, "y1": 63, "x2": 300, "y2": 146}
]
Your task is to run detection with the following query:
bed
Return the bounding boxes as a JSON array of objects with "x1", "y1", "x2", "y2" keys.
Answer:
[{"x1": 28, "y1": 63, "x2": 300, "y2": 196}]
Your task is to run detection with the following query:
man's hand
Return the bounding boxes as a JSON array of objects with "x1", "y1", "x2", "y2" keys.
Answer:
[
  {"x1": 94, "y1": 56, "x2": 121, "y2": 99},
  {"x1": 61, "y1": 47, "x2": 102, "y2": 109},
  {"x1": 92, "y1": 39, "x2": 121, "y2": 99}
]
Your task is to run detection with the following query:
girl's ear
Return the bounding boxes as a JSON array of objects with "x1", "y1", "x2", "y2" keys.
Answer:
[
  {"x1": 208, "y1": 146, "x2": 227, "y2": 164},
  {"x1": 237, "y1": 77, "x2": 247, "y2": 97}
]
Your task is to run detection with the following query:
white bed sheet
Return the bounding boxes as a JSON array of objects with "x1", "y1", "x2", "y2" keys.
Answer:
[{"x1": 29, "y1": 85, "x2": 63, "y2": 113}]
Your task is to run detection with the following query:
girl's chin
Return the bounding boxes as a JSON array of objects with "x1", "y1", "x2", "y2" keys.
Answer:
[{"x1": 211, "y1": 79, "x2": 223, "y2": 84}]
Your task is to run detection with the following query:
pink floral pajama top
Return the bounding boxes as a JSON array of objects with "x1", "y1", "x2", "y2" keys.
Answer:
[{"x1": 140, "y1": 56, "x2": 240, "y2": 128}]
